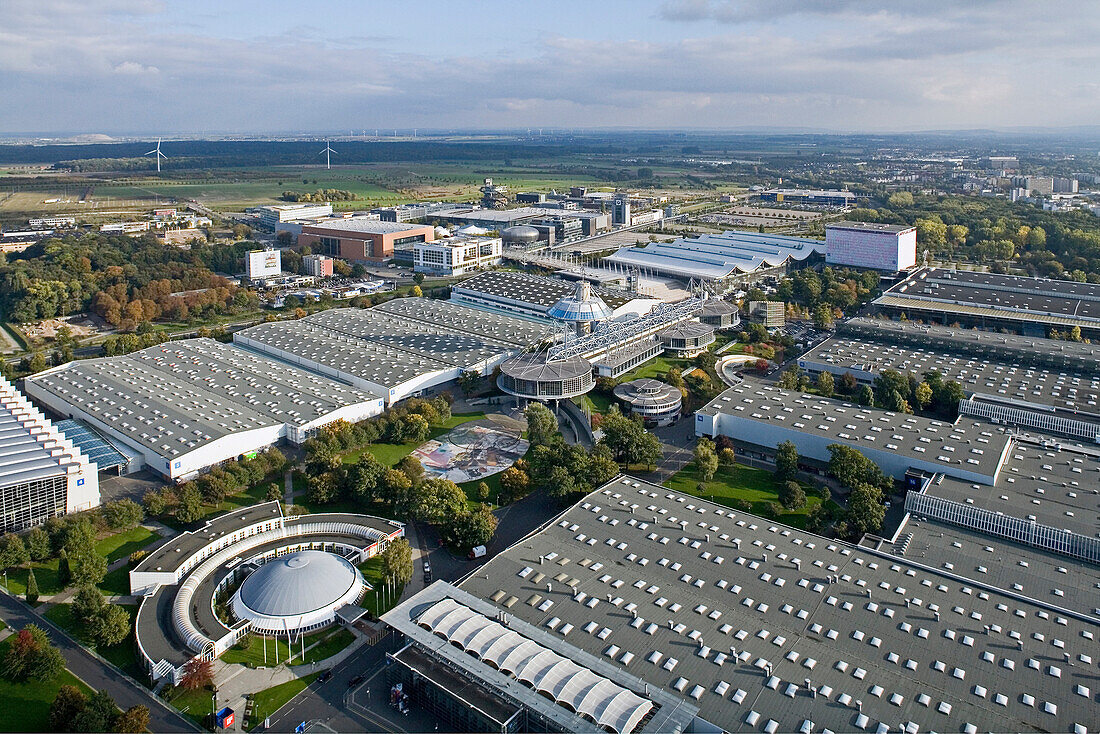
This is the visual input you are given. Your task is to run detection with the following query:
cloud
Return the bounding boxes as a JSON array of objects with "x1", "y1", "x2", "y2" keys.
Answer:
[{"x1": 0, "y1": 0, "x2": 1098, "y2": 133}]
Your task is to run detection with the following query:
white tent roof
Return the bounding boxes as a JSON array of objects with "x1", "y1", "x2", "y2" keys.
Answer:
[{"x1": 417, "y1": 598, "x2": 654, "y2": 734}]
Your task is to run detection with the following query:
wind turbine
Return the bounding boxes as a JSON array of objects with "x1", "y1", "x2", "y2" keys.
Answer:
[
  {"x1": 319, "y1": 140, "x2": 337, "y2": 170},
  {"x1": 145, "y1": 138, "x2": 167, "y2": 173}
]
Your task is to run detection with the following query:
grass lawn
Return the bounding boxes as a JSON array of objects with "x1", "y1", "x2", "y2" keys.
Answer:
[
  {"x1": 3, "y1": 559, "x2": 62, "y2": 598},
  {"x1": 665, "y1": 461, "x2": 822, "y2": 529},
  {"x1": 94, "y1": 526, "x2": 158, "y2": 565},
  {"x1": 0, "y1": 637, "x2": 93, "y2": 733},
  {"x1": 341, "y1": 412, "x2": 487, "y2": 468},
  {"x1": 617, "y1": 355, "x2": 691, "y2": 382},
  {"x1": 247, "y1": 673, "x2": 320, "y2": 731},
  {"x1": 357, "y1": 557, "x2": 405, "y2": 619},
  {"x1": 166, "y1": 685, "x2": 216, "y2": 728},
  {"x1": 220, "y1": 628, "x2": 354, "y2": 668},
  {"x1": 42, "y1": 604, "x2": 143, "y2": 678},
  {"x1": 97, "y1": 565, "x2": 132, "y2": 597},
  {"x1": 577, "y1": 392, "x2": 614, "y2": 415}
]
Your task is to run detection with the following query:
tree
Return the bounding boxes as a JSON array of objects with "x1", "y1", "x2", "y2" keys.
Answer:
[
  {"x1": 50, "y1": 685, "x2": 87, "y2": 731},
  {"x1": 348, "y1": 453, "x2": 386, "y2": 504},
  {"x1": 412, "y1": 479, "x2": 467, "y2": 526},
  {"x1": 57, "y1": 549, "x2": 72, "y2": 588},
  {"x1": 69, "y1": 548, "x2": 107, "y2": 588},
  {"x1": 816, "y1": 371, "x2": 834, "y2": 397},
  {"x1": 693, "y1": 438, "x2": 719, "y2": 483},
  {"x1": 72, "y1": 690, "x2": 118, "y2": 733},
  {"x1": 26, "y1": 527, "x2": 50, "y2": 562},
  {"x1": 179, "y1": 657, "x2": 213, "y2": 691},
  {"x1": 812, "y1": 304, "x2": 835, "y2": 330},
  {"x1": 175, "y1": 484, "x2": 204, "y2": 524},
  {"x1": 779, "y1": 481, "x2": 806, "y2": 510},
  {"x1": 142, "y1": 488, "x2": 170, "y2": 518},
  {"x1": 887, "y1": 191, "x2": 914, "y2": 207},
  {"x1": 846, "y1": 482, "x2": 886, "y2": 536},
  {"x1": 777, "y1": 367, "x2": 801, "y2": 390},
  {"x1": 498, "y1": 466, "x2": 529, "y2": 503},
  {"x1": 914, "y1": 381, "x2": 933, "y2": 410},
  {"x1": 455, "y1": 504, "x2": 498, "y2": 551},
  {"x1": 0, "y1": 533, "x2": 29, "y2": 569},
  {"x1": 114, "y1": 705, "x2": 150, "y2": 734},
  {"x1": 476, "y1": 481, "x2": 490, "y2": 502},
  {"x1": 412, "y1": 272, "x2": 425, "y2": 285},
  {"x1": 774, "y1": 440, "x2": 799, "y2": 483},
  {"x1": 395, "y1": 455, "x2": 425, "y2": 488},
  {"x1": 100, "y1": 499, "x2": 143, "y2": 531},
  {"x1": 265, "y1": 483, "x2": 283, "y2": 502},
  {"x1": 25, "y1": 568, "x2": 39, "y2": 604},
  {"x1": 857, "y1": 384, "x2": 874, "y2": 406},
  {"x1": 838, "y1": 372, "x2": 858, "y2": 394},
  {"x1": 718, "y1": 446, "x2": 736, "y2": 466},
  {"x1": 457, "y1": 370, "x2": 481, "y2": 394},
  {"x1": 3, "y1": 625, "x2": 65, "y2": 682},
  {"x1": 524, "y1": 402, "x2": 558, "y2": 446},
  {"x1": 379, "y1": 537, "x2": 413, "y2": 587},
  {"x1": 410, "y1": 285, "x2": 423, "y2": 297}
]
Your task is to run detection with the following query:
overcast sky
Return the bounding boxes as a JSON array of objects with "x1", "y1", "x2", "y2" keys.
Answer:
[{"x1": 3, "y1": 0, "x2": 1099, "y2": 135}]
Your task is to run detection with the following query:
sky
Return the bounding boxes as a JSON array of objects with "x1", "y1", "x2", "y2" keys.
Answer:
[{"x1": 2, "y1": 0, "x2": 1099, "y2": 135}]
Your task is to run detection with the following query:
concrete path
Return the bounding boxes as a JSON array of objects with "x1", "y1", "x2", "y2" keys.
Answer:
[
  {"x1": 284, "y1": 468, "x2": 296, "y2": 507},
  {"x1": 213, "y1": 629, "x2": 370, "y2": 730}
]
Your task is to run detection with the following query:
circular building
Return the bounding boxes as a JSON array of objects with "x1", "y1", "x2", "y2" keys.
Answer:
[
  {"x1": 502, "y1": 225, "x2": 541, "y2": 247},
  {"x1": 547, "y1": 280, "x2": 613, "y2": 336},
  {"x1": 498, "y1": 353, "x2": 594, "y2": 400},
  {"x1": 658, "y1": 320, "x2": 716, "y2": 357},
  {"x1": 613, "y1": 378, "x2": 682, "y2": 427},
  {"x1": 700, "y1": 300, "x2": 741, "y2": 330},
  {"x1": 231, "y1": 550, "x2": 365, "y2": 635}
]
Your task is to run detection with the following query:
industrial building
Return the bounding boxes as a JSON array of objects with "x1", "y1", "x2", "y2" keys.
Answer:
[
  {"x1": 875, "y1": 267, "x2": 1100, "y2": 337},
  {"x1": 603, "y1": 231, "x2": 826, "y2": 285},
  {"x1": 234, "y1": 298, "x2": 551, "y2": 406},
  {"x1": 384, "y1": 475, "x2": 1098, "y2": 734},
  {"x1": 695, "y1": 378, "x2": 1014, "y2": 485},
  {"x1": 450, "y1": 271, "x2": 657, "y2": 322},
  {"x1": 371, "y1": 201, "x2": 467, "y2": 223},
  {"x1": 825, "y1": 222, "x2": 917, "y2": 272},
  {"x1": 23, "y1": 339, "x2": 383, "y2": 481},
  {"x1": 759, "y1": 188, "x2": 859, "y2": 207},
  {"x1": 131, "y1": 501, "x2": 403, "y2": 684},
  {"x1": 298, "y1": 219, "x2": 435, "y2": 262},
  {"x1": 413, "y1": 235, "x2": 502, "y2": 276},
  {"x1": 0, "y1": 376, "x2": 99, "y2": 533},
  {"x1": 254, "y1": 203, "x2": 334, "y2": 228},
  {"x1": 797, "y1": 328, "x2": 1100, "y2": 443}
]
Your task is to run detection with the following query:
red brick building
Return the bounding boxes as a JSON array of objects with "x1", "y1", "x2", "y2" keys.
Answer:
[{"x1": 299, "y1": 219, "x2": 435, "y2": 262}]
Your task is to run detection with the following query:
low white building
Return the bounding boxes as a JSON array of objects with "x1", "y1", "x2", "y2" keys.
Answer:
[
  {"x1": 255, "y1": 203, "x2": 334, "y2": 228},
  {"x1": 414, "y1": 236, "x2": 502, "y2": 276},
  {"x1": 24, "y1": 339, "x2": 382, "y2": 481}
]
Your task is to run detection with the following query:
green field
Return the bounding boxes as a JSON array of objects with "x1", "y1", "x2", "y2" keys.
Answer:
[
  {"x1": 3, "y1": 559, "x2": 62, "y2": 598},
  {"x1": 0, "y1": 636, "x2": 94, "y2": 733},
  {"x1": 664, "y1": 461, "x2": 822, "y2": 529},
  {"x1": 166, "y1": 685, "x2": 217, "y2": 727},
  {"x1": 247, "y1": 673, "x2": 321, "y2": 731},
  {"x1": 94, "y1": 526, "x2": 158, "y2": 564},
  {"x1": 617, "y1": 355, "x2": 691, "y2": 382},
  {"x1": 220, "y1": 628, "x2": 355, "y2": 669},
  {"x1": 339, "y1": 412, "x2": 486, "y2": 467},
  {"x1": 42, "y1": 603, "x2": 142, "y2": 678}
]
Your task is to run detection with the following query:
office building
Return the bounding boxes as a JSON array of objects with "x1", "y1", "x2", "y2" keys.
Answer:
[
  {"x1": 100, "y1": 221, "x2": 150, "y2": 234},
  {"x1": 1054, "y1": 177, "x2": 1079, "y2": 194},
  {"x1": 825, "y1": 222, "x2": 917, "y2": 271},
  {"x1": 413, "y1": 236, "x2": 502, "y2": 276},
  {"x1": 0, "y1": 376, "x2": 99, "y2": 532},
  {"x1": 246, "y1": 248, "x2": 282, "y2": 281},
  {"x1": 28, "y1": 217, "x2": 75, "y2": 229},
  {"x1": 1012, "y1": 176, "x2": 1054, "y2": 196},
  {"x1": 749, "y1": 300, "x2": 786, "y2": 329},
  {"x1": 302, "y1": 254, "x2": 334, "y2": 278},
  {"x1": 298, "y1": 219, "x2": 435, "y2": 262},
  {"x1": 254, "y1": 203, "x2": 334, "y2": 228},
  {"x1": 371, "y1": 202, "x2": 466, "y2": 223},
  {"x1": 612, "y1": 195, "x2": 631, "y2": 225}
]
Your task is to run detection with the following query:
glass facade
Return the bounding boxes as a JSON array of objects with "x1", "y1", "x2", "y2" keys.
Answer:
[{"x1": 0, "y1": 475, "x2": 67, "y2": 533}]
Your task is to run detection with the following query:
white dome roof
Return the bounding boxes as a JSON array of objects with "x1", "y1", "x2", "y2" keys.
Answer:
[{"x1": 237, "y1": 550, "x2": 360, "y2": 618}]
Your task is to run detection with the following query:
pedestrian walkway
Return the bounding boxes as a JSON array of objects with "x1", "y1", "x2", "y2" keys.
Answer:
[{"x1": 213, "y1": 627, "x2": 370, "y2": 730}]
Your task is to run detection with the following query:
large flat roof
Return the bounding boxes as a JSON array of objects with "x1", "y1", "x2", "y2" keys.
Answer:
[
  {"x1": 878, "y1": 267, "x2": 1100, "y2": 326},
  {"x1": 696, "y1": 379, "x2": 1011, "y2": 480},
  {"x1": 604, "y1": 231, "x2": 825, "y2": 280},
  {"x1": 302, "y1": 219, "x2": 432, "y2": 235},
  {"x1": 25, "y1": 339, "x2": 379, "y2": 461},
  {"x1": 235, "y1": 298, "x2": 546, "y2": 389},
  {"x1": 924, "y1": 437, "x2": 1100, "y2": 540},
  {"x1": 457, "y1": 476, "x2": 1100, "y2": 733},
  {"x1": 437, "y1": 207, "x2": 569, "y2": 224},
  {"x1": 799, "y1": 336, "x2": 1100, "y2": 418},
  {"x1": 452, "y1": 271, "x2": 634, "y2": 311}
]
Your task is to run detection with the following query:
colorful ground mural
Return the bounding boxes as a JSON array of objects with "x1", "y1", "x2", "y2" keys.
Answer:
[{"x1": 411, "y1": 423, "x2": 529, "y2": 483}]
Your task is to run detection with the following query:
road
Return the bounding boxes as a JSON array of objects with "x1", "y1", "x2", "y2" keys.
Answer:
[{"x1": 0, "y1": 591, "x2": 199, "y2": 733}]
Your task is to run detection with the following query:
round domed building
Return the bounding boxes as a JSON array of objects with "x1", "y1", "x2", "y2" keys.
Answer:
[
  {"x1": 501, "y1": 225, "x2": 542, "y2": 248},
  {"x1": 699, "y1": 300, "x2": 741, "y2": 330},
  {"x1": 231, "y1": 550, "x2": 366, "y2": 635},
  {"x1": 497, "y1": 352, "x2": 594, "y2": 401},
  {"x1": 613, "y1": 378, "x2": 682, "y2": 427},
  {"x1": 658, "y1": 320, "x2": 716, "y2": 357}
]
